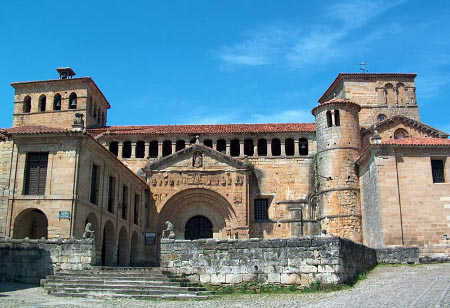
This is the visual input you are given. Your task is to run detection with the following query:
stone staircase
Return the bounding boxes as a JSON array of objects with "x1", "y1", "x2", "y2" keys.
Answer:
[{"x1": 41, "y1": 266, "x2": 212, "y2": 300}]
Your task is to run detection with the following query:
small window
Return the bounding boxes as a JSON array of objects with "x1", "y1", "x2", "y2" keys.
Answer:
[
  {"x1": 109, "y1": 141, "x2": 119, "y2": 156},
  {"x1": 68, "y1": 92, "x2": 77, "y2": 109},
  {"x1": 122, "y1": 185, "x2": 128, "y2": 220},
  {"x1": 285, "y1": 138, "x2": 294, "y2": 156},
  {"x1": 326, "y1": 110, "x2": 332, "y2": 127},
  {"x1": 271, "y1": 139, "x2": 281, "y2": 156},
  {"x1": 23, "y1": 96, "x2": 31, "y2": 113},
  {"x1": 257, "y1": 139, "x2": 267, "y2": 156},
  {"x1": 217, "y1": 139, "x2": 226, "y2": 153},
  {"x1": 24, "y1": 152, "x2": 48, "y2": 195},
  {"x1": 136, "y1": 141, "x2": 145, "y2": 158},
  {"x1": 299, "y1": 138, "x2": 308, "y2": 156},
  {"x1": 431, "y1": 159, "x2": 445, "y2": 183},
  {"x1": 176, "y1": 140, "x2": 186, "y2": 151},
  {"x1": 162, "y1": 140, "x2": 172, "y2": 157},
  {"x1": 378, "y1": 114, "x2": 387, "y2": 122},
  {"x1": 149, "y1": 140, "x2": 158, "y2": 158},
  {"x1": 108, "y1": 176, "x2": 116, "y2": 213},
  {"x1": 204, "y1": 139, "x2": 213, "y2": 148},
  {"x1": 244, "y1": 139, "x2": 254, "y2": 156},
  {"x1": 90, "y1": 164, "x2": 100, "y2": 205},
  {"x1": 254, "y1": 199, "x2": 269, "y2": 221},
  {"x1": 122, "y1": 141, "x2": 132, "y2": 158},
  {"x1": 39, "y1": 95, "x2": 46, "y2": 112},
  {"x1": 230, "y1": 139, "x2": 240, "y2": 157},
  {"x1": 134, "y1": 194, "x2": 140, "y2": 225},
  {"x1": 334, "y1": 110, "x2": 340, "y2": 126},
  {"x1": 53, "y1": 94, "x2": 62, "y2": 110}
]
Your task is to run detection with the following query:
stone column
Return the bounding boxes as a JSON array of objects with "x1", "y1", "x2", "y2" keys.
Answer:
[
  {"x1": 254, "y1": 144, "x2": 258, "y2": 157},
  {"x1": 118, "y1": 142, "x2": 123, "y2": 159},
  {"x1": 213, "y1": 140, "x2": 217, "y2": 151},
  {"x1": 267, "y1": 140, "x2": 272, "y2": 157},
  {"x1": 226, "y1": 140, "x2": 231, "y2": 156},
  {"x1": 144, "y1": 142, "x2": 150, "y2": 158},
  {"x1": 171, "y1": 142, "x2": 176, "y2": 154},
  {"x1": 294, "y1": 139, "x2": 299, "y2": 157},
  {"x1": 158, "y1": 142, "x2": 163, "y2": 158},
  {"x1": 131, "y1": 142, "x2": 137, "y2": 158},
  {"x1": 281, "y1": 140, "x2": 286, "y2": 157},
  {"x1": 103, "y1": 141, "x2": 109, "y2": 149},
  {"x1": 239, "y1": 140, "x2": 245, "y2": 158}
]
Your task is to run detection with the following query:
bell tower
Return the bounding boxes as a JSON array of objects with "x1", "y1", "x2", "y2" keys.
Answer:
[
  {"x1": 312, "y1": 98, "x2": 363, "y2": 243},
  {"x1": 11, "y1": 67, "x2": 110, "y2": 129}
]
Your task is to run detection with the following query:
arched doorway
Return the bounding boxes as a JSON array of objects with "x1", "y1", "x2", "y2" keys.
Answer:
[
  {"x1": 130, "y1": 231, "x2": 139, "y2": 266},
  {"x1": 117, "y1": 227, "x2": 129, "y2": 266},
  {"x1": 185, "y1": 215, "x2": 213, "y2": 240},
  {"x1": 102, "y1": 221, "x2": 115, "y2": 266},
  {"x1": 13, "y1": 209, "x2": 48, "y2": 239}
]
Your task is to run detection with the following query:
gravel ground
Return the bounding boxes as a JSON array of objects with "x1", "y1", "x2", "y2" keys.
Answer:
[{"x1": 0, "y1": 263, "x2": 449, "y2": 308}]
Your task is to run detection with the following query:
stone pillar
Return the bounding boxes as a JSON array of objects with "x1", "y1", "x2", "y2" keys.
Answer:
[
  {"x1": 294, "y1": 139, "x2": 299, "y2": 157},
  {"x1": 213, "y1": 140, "x2": 217, "y2": 151},
  {"x1": 226, "y1": 140, "x2": 230, "y2": 156},
  {"x1": 281, "y1": 140, "x2": 286, "y2": 157},
  {"x1": 254, "y1": 144, "x2": 258, "y2": 157},
  {"x1": 158, "y1": 142, "x2": 163, "y2": 158},
  {"x1": 131, "y1": 142, "x2": 137, "y2": 158},
  {"x1": 267, "y1": 140, "x2": 272, "y2": 157},
  {"x1": 239, "y1": 140, "x2": 245, "y2": 158},
  {"x1": 103, "y1": 141, "x2": 109, "y2": 149},
  {"x1": 171, "y1": 142, "x2": 176, "y2": 154},
  {"x1": 118, "y1": 142, "x2": 123, "y2": 159},
  {"x1": 144, "y1": 142, "x2": 150, "y2": 158}
]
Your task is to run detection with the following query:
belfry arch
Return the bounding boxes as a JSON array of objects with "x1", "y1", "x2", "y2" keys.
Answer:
[{"x1": 158, "y1": 188, "x2": 237, "y2": 239}]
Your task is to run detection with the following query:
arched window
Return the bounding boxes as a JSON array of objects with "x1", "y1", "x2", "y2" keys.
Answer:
[
  {"x1": 149, "y1": 140, "x2": 158, "y2": 158},
  {"x1": 93, "y1": 103, "x2": 97, "y2": 118},
  {"x1": 38, "y1": 95, "x2": 46, "y2": 112},
  {"x1": 122, "y1": 141, "x2": 132, "y2": 158},
  {"x1": 230, "y1": 139, "x2": 240, "y2": 157},
  {"x1": 23, "y1": 96, "x2": 31, "y2": 113},
  {"x1": 326, "y1": 110, "x2": 332, "y2": 127},
  {"x1": 397, "y1": 83, "x2": 406, "y2": 106},
  {"x1": 257, "y1": 139, "x2": 267, "y2": 156},
  {"x1": 88, "y1": 97, "x2": 93, "y2": 115},
  {"x1": 299, "y1": 138, "x2": 308, "y2": 156},
  {"x1": 394, "y1": 129, "x2": 409, "y2": 139},
  {"x1": 96, "y1": 107, "x2": 101, "y2": 121},
  {"x1": 378, "y1": 114, "x2": 387, "y2": 122},
  {"x1": 285, "y1": 138, "x2": 294, "y2": 156},
  {"x1": 69, "y1": 92, "x2": 77, "y2": 109},
  {"x1": 176, "y1": 140, "x2": 186, "y2": 151},
  {"x1": 385, "y1": 83, "x2": 395, "y2": 106},
  {"x1": 244, "y1": 139, "x2": 254, "y2": 156},
  {"x1": 271, "y1": 138, "x2": 281, "y2": 156},
  {"x1": 109, "y1": 141, "x2": 119, "y2": 157},
  {"x1": 334, "y1": 110, "x2": 340, "y2": 126},
  {"x1": 162, "y1": 140, "x2": 172, "y2": 157},
  {"x1": 53, "y1": 93, "x2": 62, "y2": 110},
  {"x1": 217, "y1": 139, "x2": 226, "y2": 153},
  {"x1": 204, "y1": 139, "x2": 213, "y2": 148},
  {"x1": 136, "y1": 141, "x2": 145, "y2": 158}
]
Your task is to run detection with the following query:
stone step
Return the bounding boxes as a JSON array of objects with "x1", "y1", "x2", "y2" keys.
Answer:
[
  {"x1": 45, "y1": 283, "x2": 205, "y2": 291},
  {"x1": 44, "y1": 280, "x2": 180, "y2": 286},
  {"x1": 47, "y1": 274, "x2": 168, "y2": 279},
  {"x1": 50, "y1": 292, "x2": 210, "y2": 300},
  {"x1": 50, "y1": 287, "x2": 209, "y2": 295}
]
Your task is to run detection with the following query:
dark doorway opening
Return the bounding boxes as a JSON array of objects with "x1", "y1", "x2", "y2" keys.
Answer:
[{"x1": 185, "y1": 215, "x2": 213, "y2": 240}]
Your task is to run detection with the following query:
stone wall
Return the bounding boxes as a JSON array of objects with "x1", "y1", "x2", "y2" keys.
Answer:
[
  {"x1": 376, "y1": 246, "x2": 419, "y2": 264},
  {"x1": 0, "y1": 238, "x2": 96, "y2": 283},
  {"x1": 160, "y1": 236, "x2": 376, "y2": 285}
]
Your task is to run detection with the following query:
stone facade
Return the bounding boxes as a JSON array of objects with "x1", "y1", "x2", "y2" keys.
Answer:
[
  {"x1": 160, "y1": 236, "x2": 377, "y2": 285},
  {"x1": 0, "y1": 68, "x2": 448, "y2": 268},
  {"x1": 0, "y1": 238, "x2": 95, "y2": 283}
]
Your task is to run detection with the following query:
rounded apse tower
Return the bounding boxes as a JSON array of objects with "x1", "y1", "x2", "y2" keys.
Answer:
[{"x1": 312, "y1": 98, "x2": 362, "y2": 243}]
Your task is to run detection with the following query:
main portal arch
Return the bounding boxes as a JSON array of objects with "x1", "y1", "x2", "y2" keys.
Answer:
[{"x1": 158, "y1": 188, "x2": 237, "y2": 239}]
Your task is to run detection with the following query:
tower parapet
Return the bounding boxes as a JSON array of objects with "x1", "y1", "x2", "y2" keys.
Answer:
[{"x1": 312, "y1": 98, "x2": 362, "y2": 242}]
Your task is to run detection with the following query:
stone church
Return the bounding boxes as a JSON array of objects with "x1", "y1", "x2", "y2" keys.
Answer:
[{"x1": 0, "y1": 68, "x2": 448, "y2": 266}]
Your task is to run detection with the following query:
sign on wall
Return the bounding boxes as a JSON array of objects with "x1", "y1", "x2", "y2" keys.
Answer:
[
  {"x1": 59, "y1": 211, "x2": 70, "y2": 220},
  {"x1": 145, "y1": 232, "x2": 156, "y2": 245}
]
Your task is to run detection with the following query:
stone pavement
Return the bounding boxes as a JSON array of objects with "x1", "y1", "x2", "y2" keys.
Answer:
[{"x1": 0, "y1": 263, "x2": 449, "y2": 308}]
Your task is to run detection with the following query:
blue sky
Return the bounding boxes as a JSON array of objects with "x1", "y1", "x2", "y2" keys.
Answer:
[{"x1": 0, "y1": 0, "x2": 449, "y2": 132}]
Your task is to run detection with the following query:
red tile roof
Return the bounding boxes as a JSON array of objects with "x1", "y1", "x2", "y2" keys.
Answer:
[
  {"x1": 380, "y1": 137, "x2": 450, "y2": 146},
  {"x1": 6, "y1": 125, "x2": 71, "y2": 135},
  {"x1": 88, "y1": 123, "x2": 316, "y2": 137}
]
